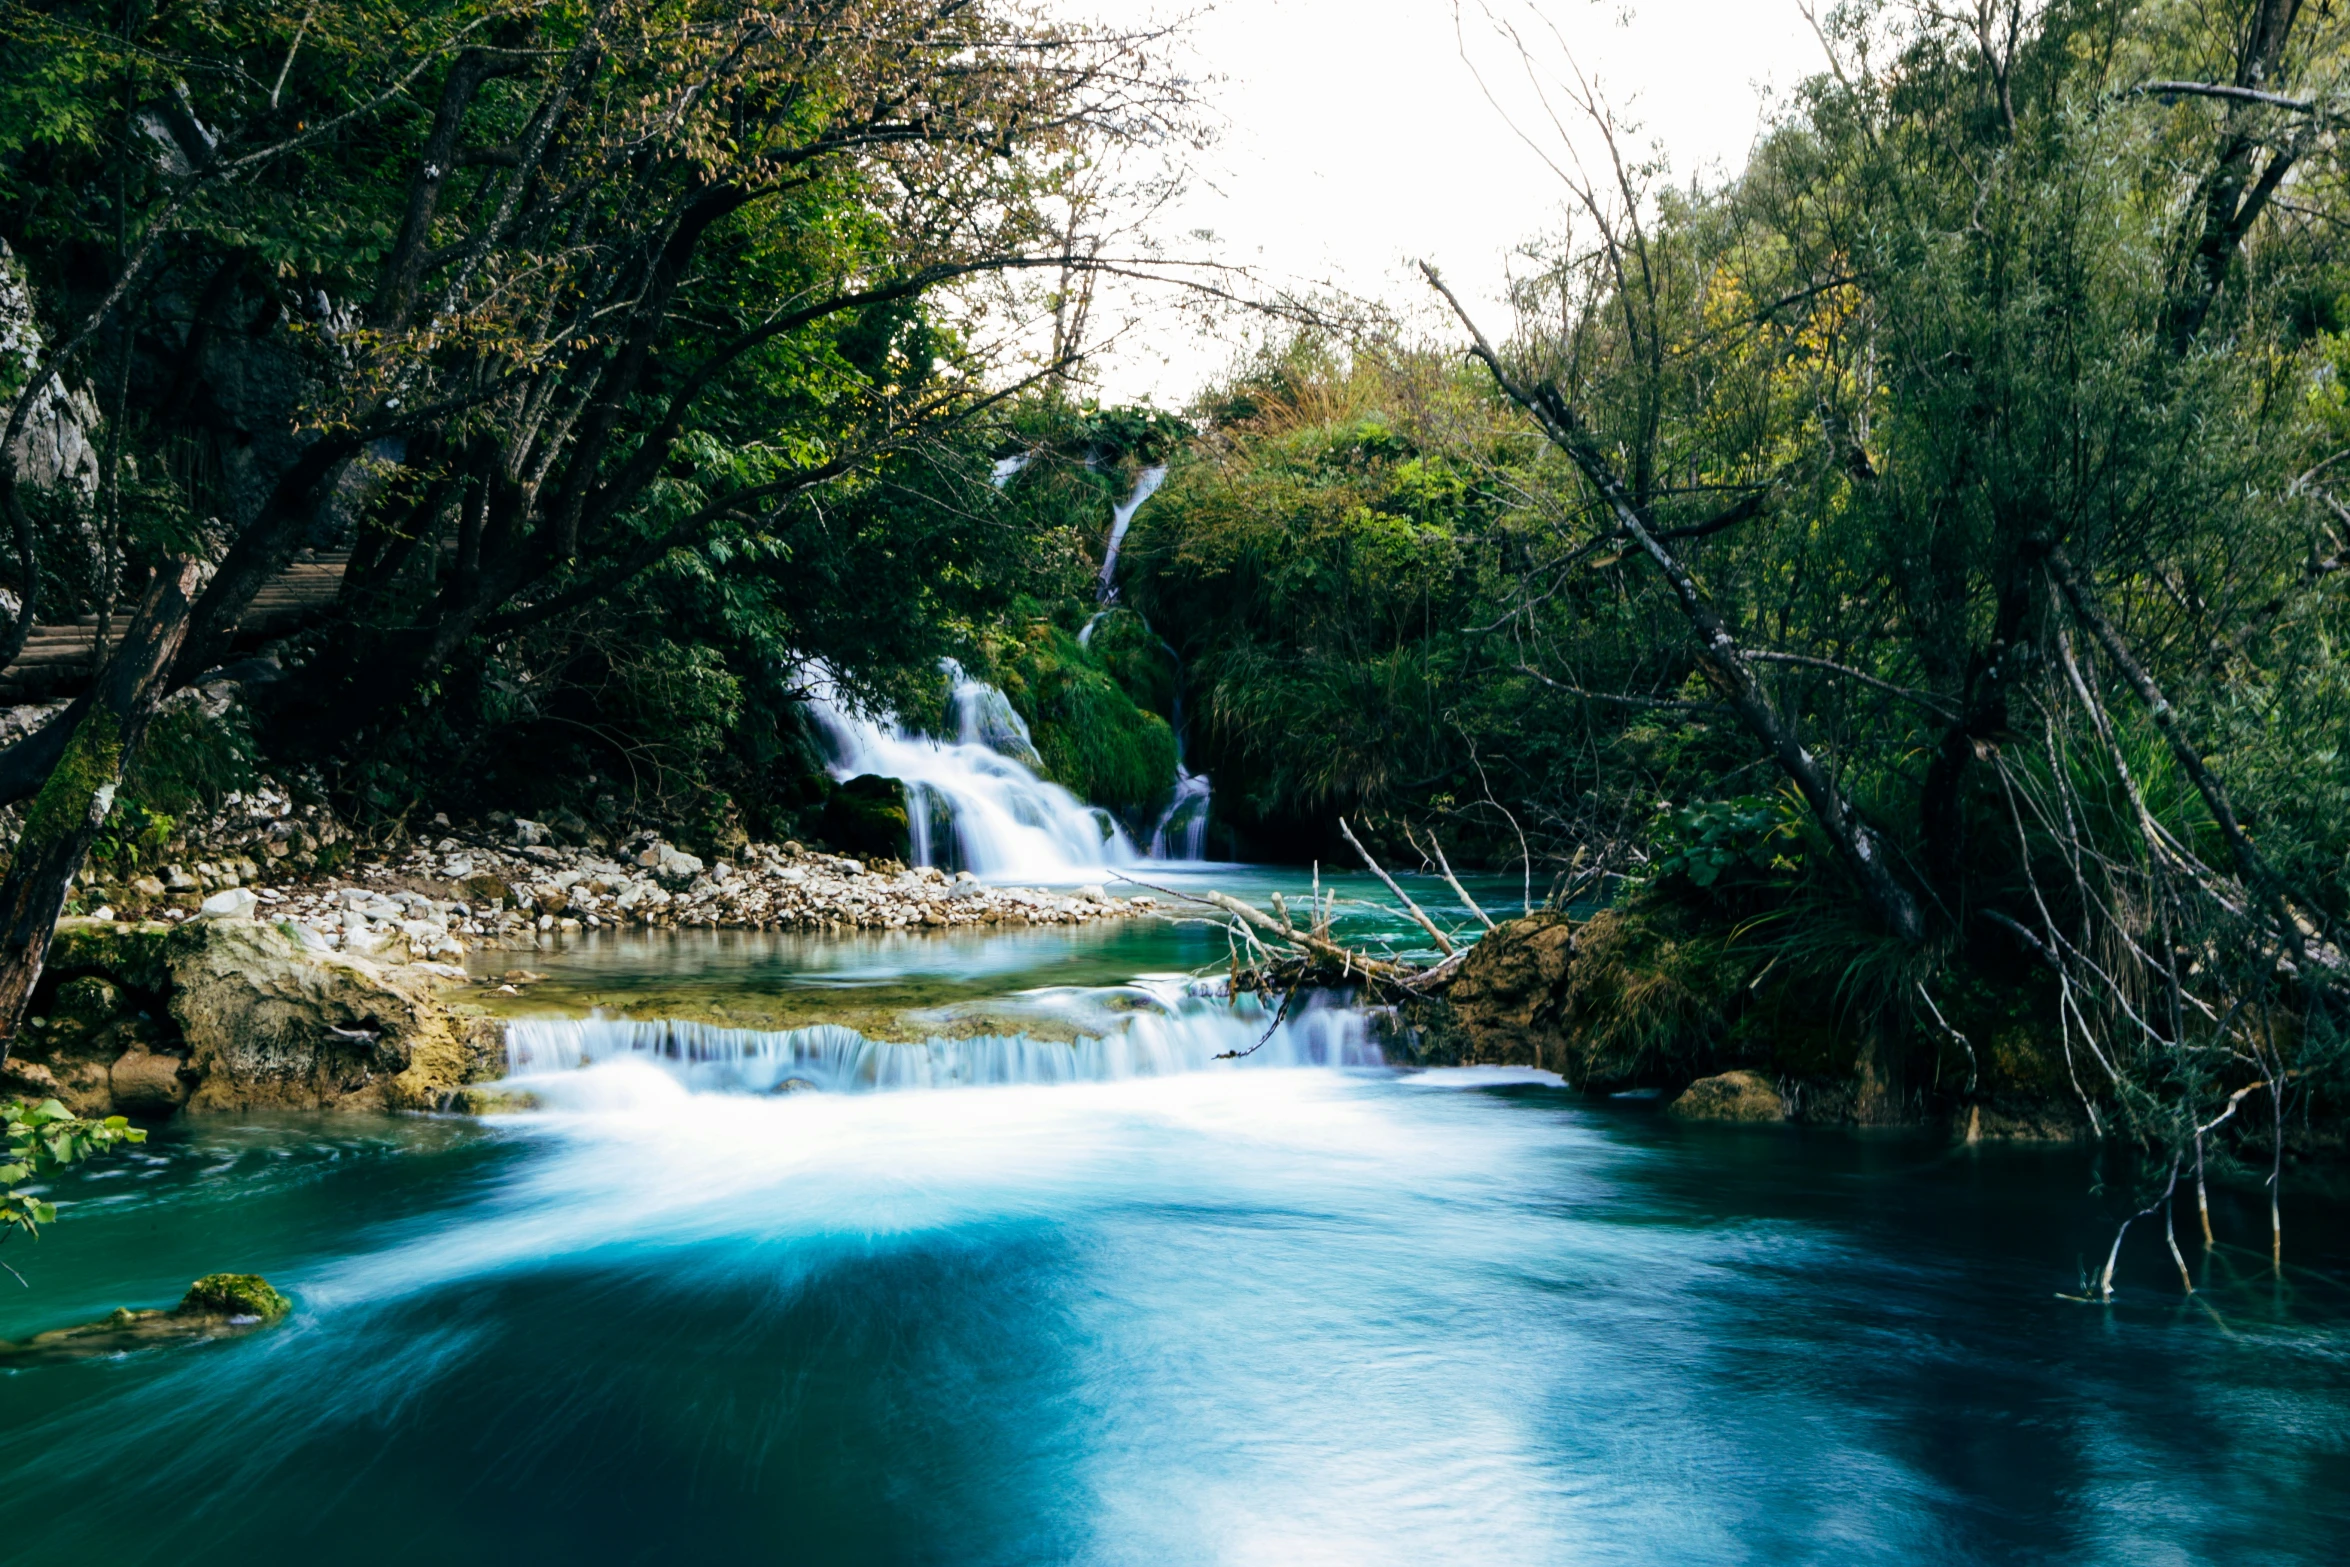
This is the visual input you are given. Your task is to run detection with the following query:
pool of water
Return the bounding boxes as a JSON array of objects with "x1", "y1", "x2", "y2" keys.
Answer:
[
  {"x1": 467, "y1": 864, "x2": 1515, "y2": 1035},
  {"x1": 3, "y1": 903, "x2": 2346, "y2": 1565}
]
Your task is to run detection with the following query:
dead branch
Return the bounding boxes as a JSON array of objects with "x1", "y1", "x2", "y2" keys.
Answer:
[{"x1": 1338, "y1": 818, "x2": 1457, "y2": 956}]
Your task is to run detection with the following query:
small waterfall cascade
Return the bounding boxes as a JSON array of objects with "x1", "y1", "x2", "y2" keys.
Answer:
[
  {"x1": 1095, "y1": 465, "x2": 1168, "y2": 603},
  {"x1": 805, "y1": 664, "x2": 1135, "y2": 879},
  {"x1": 501, "y1": 992, "x2": 1380, "y2": 1097}
]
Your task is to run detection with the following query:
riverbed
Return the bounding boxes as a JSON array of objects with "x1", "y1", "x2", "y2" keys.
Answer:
[{"x1": 2, "y1": 869, "x2": 2345, "y2": 1564}]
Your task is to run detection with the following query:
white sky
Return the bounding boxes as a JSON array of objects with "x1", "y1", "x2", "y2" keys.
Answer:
[{"x1": 1083, "y1": 0, "x2": 1830, "y2": 404}]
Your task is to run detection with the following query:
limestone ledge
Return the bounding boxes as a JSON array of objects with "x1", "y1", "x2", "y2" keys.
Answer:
[{"x1": 2, "y1": 914, "x2": 501, "y2": 1118}]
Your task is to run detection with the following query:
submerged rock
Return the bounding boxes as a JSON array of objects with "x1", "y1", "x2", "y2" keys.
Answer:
[
  {"x1": 1666, "y1": 1070, "x2": 1786, "y2": 1123},
  {"x1": 0, "y1": 1273, "x2": 290, "y2": 1365}
]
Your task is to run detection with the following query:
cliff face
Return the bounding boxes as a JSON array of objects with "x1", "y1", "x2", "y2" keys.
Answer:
[{"x1": 0, "y1": 916, "x2": 503, "y2": 1117}]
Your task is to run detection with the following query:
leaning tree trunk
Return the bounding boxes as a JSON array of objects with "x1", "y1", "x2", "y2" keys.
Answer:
[{"x1": 0, "y1": 557, "x2": 205, "y2": 1066}]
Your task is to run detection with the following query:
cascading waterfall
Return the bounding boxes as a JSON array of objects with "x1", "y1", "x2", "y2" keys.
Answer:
[
  {"x1": 1082, "y1": 466, "x2": 1213, "y2": 860},
  {"x1": 501, "y1": 991, "x2": 1379, "y2": 1096},
  {"x1": 1095, "y1": 465, "x2": 1167, "y2": 603},
  {"x1": 806, "y1": 461, "x2": 1212, "y2": 872},
  {"x1": 804, "y1": 665, "x2": 1135, "y2": 879}
]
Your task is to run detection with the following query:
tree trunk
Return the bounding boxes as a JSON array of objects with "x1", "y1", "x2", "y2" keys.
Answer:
[
  {"x1": 1423, "y1": 265, "x2": 1927, "y2": 943},
  {"x1": 0, "y1": 558, "x2": 206, "y2": 1065},
  {"x1": 1854, "y1": 1021, "x2": 1906, "y2": 1126}
]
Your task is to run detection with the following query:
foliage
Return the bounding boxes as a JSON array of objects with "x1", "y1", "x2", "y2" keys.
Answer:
[
  {"x1": 1646, "y1": 795, "x2": 1804, "y2": 896},
  {"x1": 988, "y1": 620, "x2": 1176, "y2": 819},
  {"x1": 0, "y1": 1097, "x2": 144, "y2": 1246}
]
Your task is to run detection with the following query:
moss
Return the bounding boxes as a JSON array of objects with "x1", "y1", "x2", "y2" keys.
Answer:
[
  {"x1": 52, "y1": 975, "x2": 124, "y2": 1026},
  {"x1": 178, "y1": 1273, "x2": 291, "y2": 1320},
  {"x1": 1082, "y1": 608, "x2": 1179, "y2": 720},
  {"x1": 18, "y1": 708, "x2": 122, "y2": 852},
  {"x1": 46, "y1": 918, "x2": 176, "y2": 993},
  {"x1": 991, "y1": 624, "x2": 1176, "y2": 817}
]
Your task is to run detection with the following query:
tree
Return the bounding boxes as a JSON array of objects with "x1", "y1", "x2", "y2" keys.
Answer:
[{"x1": 0, "y1": 0, "x2": 1200, "y2": 1053}]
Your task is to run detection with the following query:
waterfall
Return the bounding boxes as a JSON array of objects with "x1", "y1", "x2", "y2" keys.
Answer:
[
  {"x1": 804, "y1": 664, "x2": 1135, "y2": 879},
  {"x1": 1095, "y1": 465, "x2": 1167, "y2": 603},
  {"x1": 500, "y1": 993, "x2": 1380, "y2": 1097},
  {"x1": 1149, "y1": 768, "x2": 1212, "y2": 860}
]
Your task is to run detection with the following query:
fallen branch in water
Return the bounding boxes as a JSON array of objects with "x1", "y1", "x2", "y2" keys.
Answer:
[
  {"x1": 1338, "y1": 817, "x2": 1457, "y2": 955},
  {"x1": 1111, "y1": 872, "x2": 1472, "y2": 1001}
]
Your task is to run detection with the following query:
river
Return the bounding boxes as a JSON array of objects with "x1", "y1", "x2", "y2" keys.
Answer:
[{"x1": 1, "y1": 866, "x2": 2345, "y2": 1564}]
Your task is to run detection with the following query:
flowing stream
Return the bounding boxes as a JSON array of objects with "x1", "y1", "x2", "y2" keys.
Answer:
[{"x1": 4, "y1": 870, "x2": 2347, "y2": 1565}]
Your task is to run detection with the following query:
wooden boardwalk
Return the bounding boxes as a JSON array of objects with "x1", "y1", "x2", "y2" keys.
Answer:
[{"x1": 1, "y1": 551, "x2": 349, "y2": 702}]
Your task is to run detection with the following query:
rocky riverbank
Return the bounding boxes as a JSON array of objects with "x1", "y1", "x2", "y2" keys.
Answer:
[
  {"x1": 59, "y1": 780, "x2": 1158, "y2": 964},
  {"x1": 0, "y1": 912, "x2": 505, "y2": 1118}
]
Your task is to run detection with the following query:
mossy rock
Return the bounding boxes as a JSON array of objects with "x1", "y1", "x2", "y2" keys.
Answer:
[
  {"x1": 1666, "y1": 1070, "x2": 1786, "y2": 1123},
  {"x1": 821, "y1": 774, "x2": 911, "y2": 860},
  {"x1": 46, "y1": 918, "x2": 176, "y2": 993},
  {"x1": 0, "y1": 1273, "x2": 290, "y2": 1364},
  {"x1": 1083, "y1": 608, "x2": 1180, "y2": 720},
  {"x1": 180, "y1": 1273, "x2": 291, "y2": 1320},
  {"x1": 52, "y1": 975, "x2": 125, "y2": 1026},
  {"x1": 992, "y1": 624, "x2": 1177, "y2": 815},
  {"x1": 455, "y1": 872, "x2": 516, "y2": 909}
]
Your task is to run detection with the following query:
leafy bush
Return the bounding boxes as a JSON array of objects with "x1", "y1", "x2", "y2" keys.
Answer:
[{"x1": 1, "y1": 1098, "x2": 145, "y2": 1246}]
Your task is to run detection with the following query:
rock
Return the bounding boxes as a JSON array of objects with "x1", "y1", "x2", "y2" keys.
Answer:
[
  {"x1": 198, "y1": 887, "x2": 259, "y2": 920},
  {"x1": 47, "y1": 917, "x2": 176, "y2": 992},
  {"x1": 0, "y1": 1275, "x2": 292, "y2": 1364},
  {"x1": 456, "y1": 871, "x2": 512, "y2": 908},
  {"x1": 162, "y1": 864, "x2": 198, "y2": 892},
  {"x1": 1666, "y1": 1070, "x2": 1785, "y2": 1123},
  {"x1": 108, "y1": 1048, "x2": 191, "y2": 1114},
  {"x1": 54, "y1": 975, "x2": 124, "y2": 1026},
  {"x1": 512, "y1": 817, "x2": 553, "y2": 847},
  {"x1": 653, "y1": 845, "x2": 704, "y2": 889},
  {"x1": 168, "y1": 917, "x2": 503, "y2": 1112},
  {"x1": 181, "y1": 1273, "x2": 291, "y2": 1320},
  {"x1": 0, "y1": 1058, "x2": 64, "y2": 1100},
  {"x1": 130, "y1": 875, "x2": 166, "y2": 900},
  {"x1": 1440, "y1": 912, "x2": 1578, "y2": 1062},
  {"x1": 771, "y1": 1077, "x2": 819, "y2": 1095},
  {"x1": 821, "y1": 774, "x2": 912, "y2": 860}
]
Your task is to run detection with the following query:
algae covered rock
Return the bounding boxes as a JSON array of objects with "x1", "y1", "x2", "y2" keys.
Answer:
[
  {"x1": 0, "y1": 1272, "x2": 290, "y2": 1365},
  {"x1": 1666, "y1": 1070, "x2": 1785, "y2": 1123},
  {"x1": 46, "y1": 917, "x2": 176, "y2": 994},
  {"x1": 822, "y1": 774, "x2": 912, "y2": 860},
  {"x1": 181, "y1": 1273, "x2": 291, "y2": 1320}
]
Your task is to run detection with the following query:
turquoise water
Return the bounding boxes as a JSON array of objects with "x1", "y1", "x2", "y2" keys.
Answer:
[{"x1": 2, "y1": 884, "x2": 2346, "y2": 1564}]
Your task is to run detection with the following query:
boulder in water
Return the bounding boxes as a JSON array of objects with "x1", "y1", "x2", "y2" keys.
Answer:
[
  {"x1": 0, "y1": 1273, "x2": 290, "y2": 1365},
  {"x1": 1666, "y1": 1070, "x2": 1785, "y2": 1123}
]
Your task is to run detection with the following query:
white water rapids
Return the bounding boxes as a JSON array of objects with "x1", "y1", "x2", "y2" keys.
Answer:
[
  {"x1": 501, "y1": 986, "x2": 1380, "y2": 1101},
  {"x1": 801, "y1": 459, "x2": 1208, "y2": 875}
]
